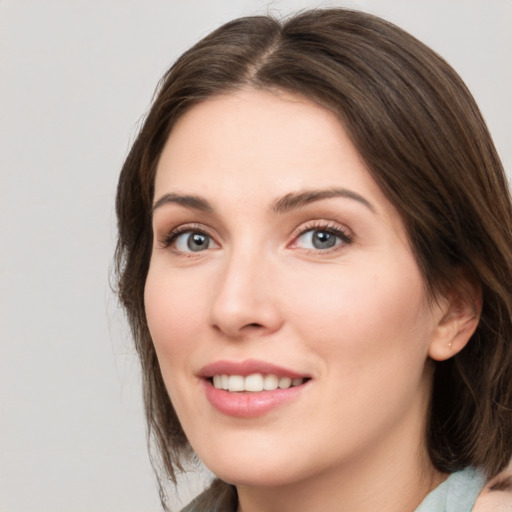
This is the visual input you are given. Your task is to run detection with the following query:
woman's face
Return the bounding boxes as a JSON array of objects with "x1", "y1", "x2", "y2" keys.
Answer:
[{"x1": 145, "y1": 89, "x2": 446, "y2": 489}]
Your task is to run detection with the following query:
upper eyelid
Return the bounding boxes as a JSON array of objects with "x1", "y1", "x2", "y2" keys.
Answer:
[
  {"x1": 290, "y1": 220, "x2": 352, "y2": 239},
  {"x1": 156, "y1": 221, "x2": 213, "y2": 236}
]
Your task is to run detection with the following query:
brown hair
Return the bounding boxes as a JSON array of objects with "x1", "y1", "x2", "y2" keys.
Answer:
[{"x1": 115, "y1": 8, "x2": 512, "y2": 508}]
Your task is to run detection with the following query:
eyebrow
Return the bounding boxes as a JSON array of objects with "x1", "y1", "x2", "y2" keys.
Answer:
[
  {"x1": 272, "y1": 188, "x2": 375, "y2": 214},
  {"x1": 152, "y1": 188, "x2": 375, "y2": 215},
  {"x1": 152, "y1": 193, "x2": 214, "y2": 213}
]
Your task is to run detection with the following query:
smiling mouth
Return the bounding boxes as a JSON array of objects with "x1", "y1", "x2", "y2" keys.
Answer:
[{"x1": 210, "y1": 373, "x2": 309, "y2": 393}]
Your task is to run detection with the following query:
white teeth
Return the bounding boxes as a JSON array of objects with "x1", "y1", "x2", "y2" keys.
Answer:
[
  {"x1": 263, "y1": 374, "x2": 279, "y2": 391},
  {"x1": 212, "y1": 373, "x2": 306, "y2": 392},
  {"x1": 228, "y1": 375, "x2": 245, "y2": 392},
  {"x1": 278, "y1": 377, "x2": 292, "y2": 389},
  {"x1": 245, "y1": 373, "x2": 264, "y2": 392}
]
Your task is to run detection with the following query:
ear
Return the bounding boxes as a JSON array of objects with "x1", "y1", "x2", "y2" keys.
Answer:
[{"x1": 428, "y1": 276, "x2": 482, "y2": 361}]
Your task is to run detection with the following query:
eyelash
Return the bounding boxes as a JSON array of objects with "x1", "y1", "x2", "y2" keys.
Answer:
[
  {"x1": 158, "y1": 221, "x2": 353, "y2": 254},
  {"x1": 290, "y1": 221, "x2": 353, "y2": 252},
  {"x1": 159, "y1": 223, "x2": 210, "y2": 249}
]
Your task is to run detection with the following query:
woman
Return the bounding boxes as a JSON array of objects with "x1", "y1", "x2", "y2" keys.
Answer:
[{"x1": 115, "y1": 9, "x2": 512, "y2": 511}]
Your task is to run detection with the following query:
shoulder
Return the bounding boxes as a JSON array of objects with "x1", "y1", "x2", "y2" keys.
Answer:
[{"x1": 473, "y1": 463, "x2": 512, "y2": 512}]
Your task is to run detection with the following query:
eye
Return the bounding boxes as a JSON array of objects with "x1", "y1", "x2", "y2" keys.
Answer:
[
  {"x1": 163, "y1": 228, "x2": 218, "y2": 253},
  {"x1": 176, "y1": 231, "x2": 211, "y2": 252},
  {"x1": 293, "y1": 225, "x2": 351, "y2": 251}
]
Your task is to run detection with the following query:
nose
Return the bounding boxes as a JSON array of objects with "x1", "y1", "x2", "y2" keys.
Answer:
[{"x1": 209, "y1": 249, "x2": 283, "y2": 339}]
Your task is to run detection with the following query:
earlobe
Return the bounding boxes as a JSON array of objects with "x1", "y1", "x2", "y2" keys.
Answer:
[{"x1": 428, "y1": 280, "x2": 482, "y2": 361}]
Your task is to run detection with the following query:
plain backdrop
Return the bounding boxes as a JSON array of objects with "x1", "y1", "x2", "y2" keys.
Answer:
[{"x1": 1, "y1": 1, "x2": 510, "y2": 511}]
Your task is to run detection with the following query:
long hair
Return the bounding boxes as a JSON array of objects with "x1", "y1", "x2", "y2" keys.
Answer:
[{"x1": 115, "y1": 9, "x2": 512, "y2": 508}]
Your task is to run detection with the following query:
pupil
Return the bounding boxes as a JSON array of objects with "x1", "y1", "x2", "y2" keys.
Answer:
[
  {"x1": 313, "y1": 231, "x2": 335, "y2": 249},
  {"x1": 188, "y1": 233, "x2": 208, "y2": 251}
]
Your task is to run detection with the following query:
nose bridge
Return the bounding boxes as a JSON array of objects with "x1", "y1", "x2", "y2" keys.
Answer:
[{"x1": 209, "y1": 239, "x2": 281, "y2": 338}]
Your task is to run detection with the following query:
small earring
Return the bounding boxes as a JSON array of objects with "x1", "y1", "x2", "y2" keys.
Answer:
[{"x1": 448, "y1": 342, "x2": 453, "y2": 349}]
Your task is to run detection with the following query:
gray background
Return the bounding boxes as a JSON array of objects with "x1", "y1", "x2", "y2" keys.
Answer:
[{"x1": 1, "y1": 1, "x2": 510, "y2": 511}]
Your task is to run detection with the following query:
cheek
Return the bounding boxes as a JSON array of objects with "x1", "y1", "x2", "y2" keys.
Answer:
[
  {"x1": 286, "y1": 257, "x2": 433, "y2": 428},
  {"x1": 144, "y1": 266, "x2": 206, "y2": 363},
  {"x1": 144, "y1": 266, "x2": 211, "y2": 425},
  {"x1": 283, "y1": 255, "x2": 432, "y2": 364}
]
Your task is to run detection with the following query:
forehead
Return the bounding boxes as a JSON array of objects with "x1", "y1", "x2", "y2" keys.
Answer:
[{"x1": 154, "y1": 88, "x2": 391, "y2": 219}]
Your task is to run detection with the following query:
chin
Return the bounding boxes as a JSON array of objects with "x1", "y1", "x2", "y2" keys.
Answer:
[
  {"x1": 209, "y1": 461, "x2": 306, "y2": 489},
  {"x1": 191, "y1": 434, "x2": 330, "y2": 490}
]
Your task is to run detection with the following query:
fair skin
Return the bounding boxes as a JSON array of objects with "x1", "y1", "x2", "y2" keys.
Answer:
[
  {"x1": 477, "y1": 462, "x2": 512, "y2": 511},
  {"x1": 145, "y1": 89, "x2": 479, "y2": 512}
]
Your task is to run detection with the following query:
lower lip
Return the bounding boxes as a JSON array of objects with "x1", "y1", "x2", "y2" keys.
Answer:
[{"x1": 203, "y1": 380, "x2": 308, "y2": 418}]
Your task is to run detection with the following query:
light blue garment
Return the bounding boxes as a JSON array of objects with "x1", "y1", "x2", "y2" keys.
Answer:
[{"x1": 414, "y1": 468, "x2": 486, "y2": 512}]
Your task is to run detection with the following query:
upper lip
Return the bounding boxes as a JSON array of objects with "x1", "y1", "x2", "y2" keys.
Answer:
[{"x1": 198, "y1": 359, "x2": 309, "y2": 379}]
